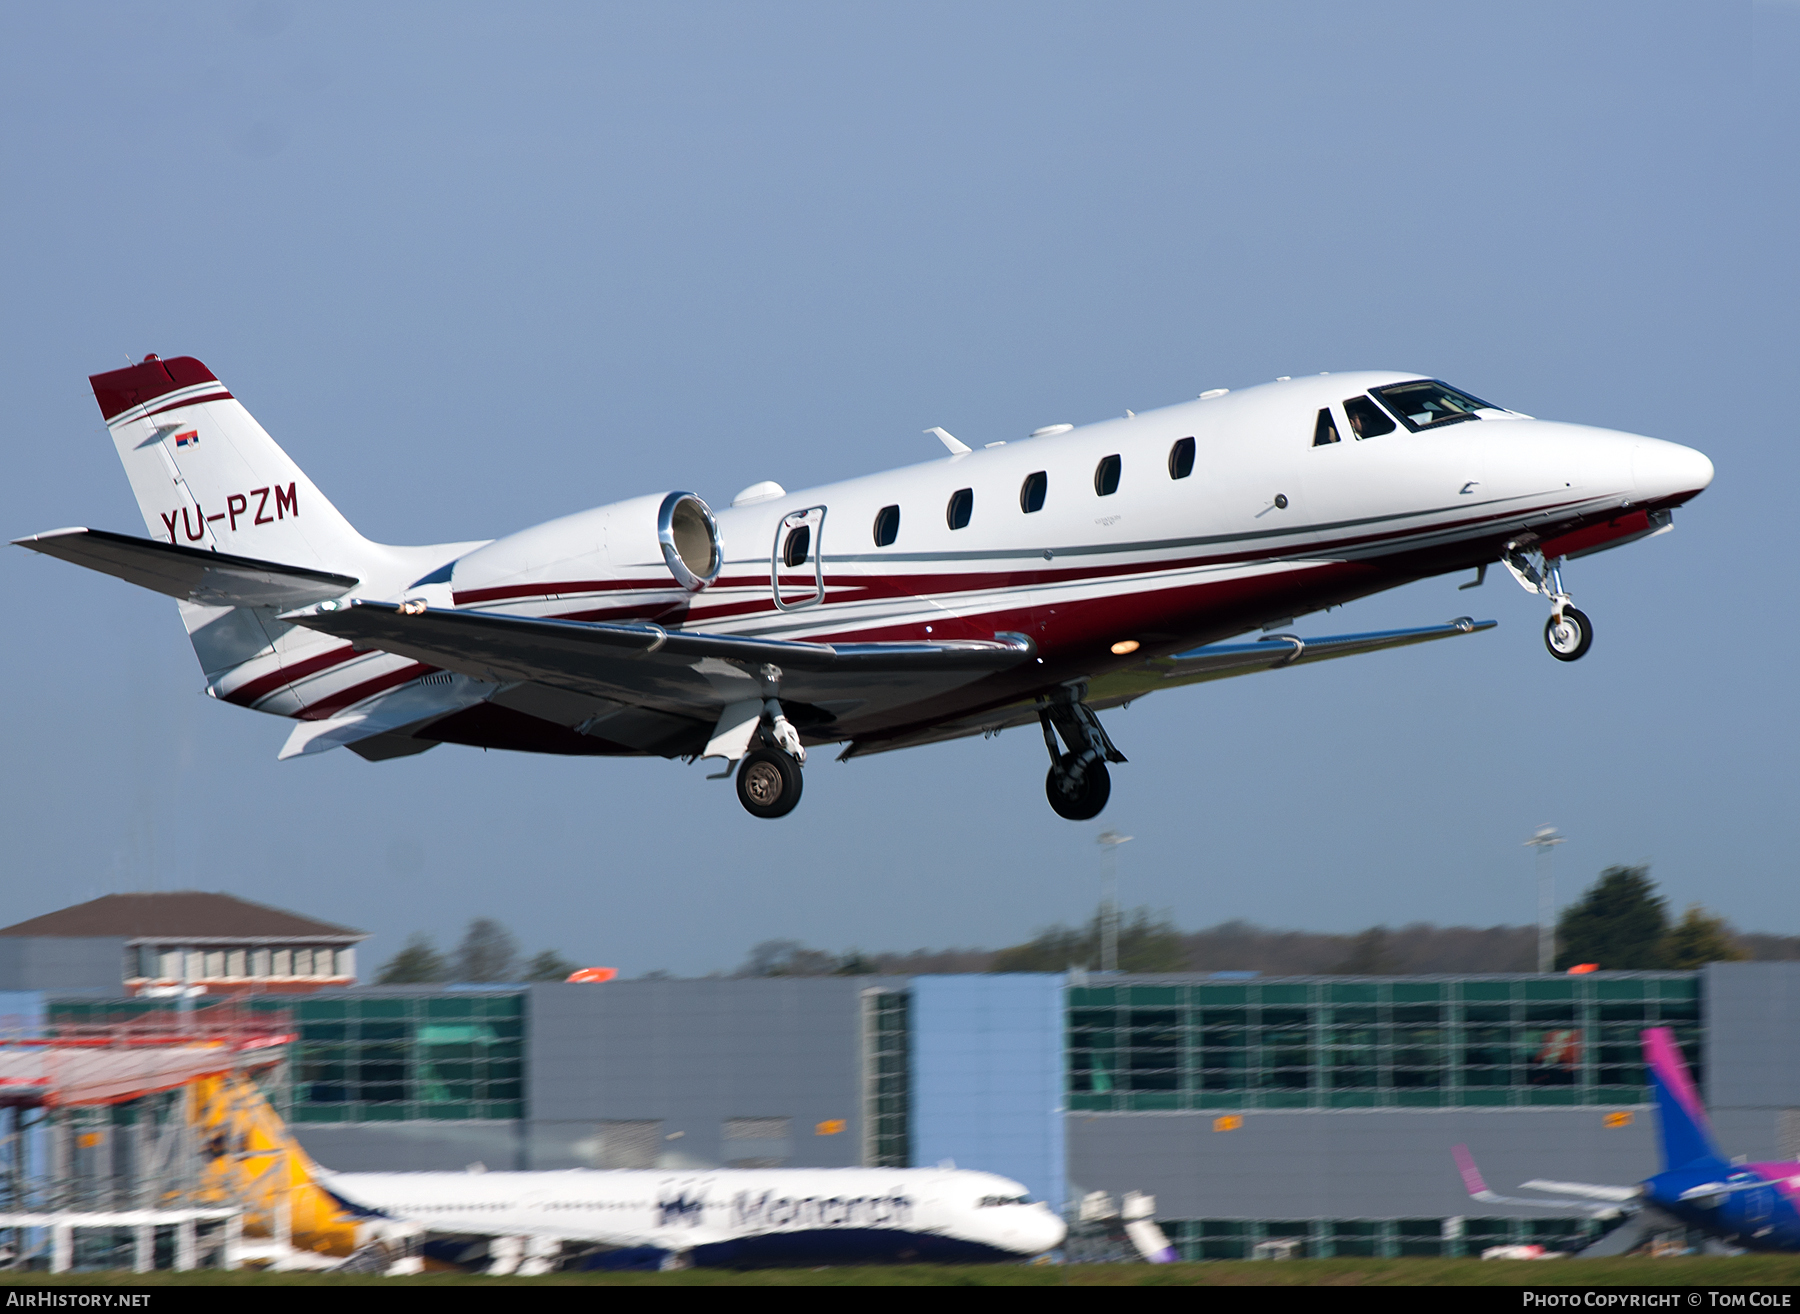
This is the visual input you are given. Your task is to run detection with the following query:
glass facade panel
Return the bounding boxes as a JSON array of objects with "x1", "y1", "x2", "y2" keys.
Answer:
[
  {"x1": 1065, "y1": 974, "x2": 1701, "y2": 1111},
  {"x1": 1164, "y1": 1216, "x2": 1616, "y2": 1260},
  {"x1": 862, "y1": 990, "x2": 910, "y2": 1167},
  {"x1": 283, "y1": 992, "x2": 526, "y2": 1122}
]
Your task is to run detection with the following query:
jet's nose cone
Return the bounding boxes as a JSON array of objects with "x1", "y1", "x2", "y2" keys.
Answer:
[
  {"x1": 1020, "y1": 1205, "x2": 1068, "y2": 1253},
  {"x1": 1633, "y1": 439, "x2": 1714, "y2": 501}
]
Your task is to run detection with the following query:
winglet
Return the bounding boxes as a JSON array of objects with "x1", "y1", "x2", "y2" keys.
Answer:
[
  {"x1": 1452, "y1": 1143, "x2": 1492, "y2": 1198},
  {"x1": 925, "y1": 426, "x2": 971, "y2": 455}
]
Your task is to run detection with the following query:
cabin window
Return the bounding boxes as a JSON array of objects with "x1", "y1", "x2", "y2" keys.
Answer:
[
  {"x1": 1313, "y1": 409, "x2": 1341, "y2": 446},
  {"x1": 781, "y1": 524, "x2": 811, "y2": 568},
  {"x1": 1020, "y1": 471, "x2": 1048, "y2": 513},
  {"x1": 1343, "y1": 396, "x2": 1397, "y2": 440},
  {"x1": 872, "y1": 504, "x2": 900, "y2": 547},
  {"x1": 946, "y1": 487, "x2": 974, "y2": 530},
  {"x1": 1094, "y1": 454, "x2": 1122, "y2": 496},
  {"x1": 1168, "y1": 437, "x2": 1195, "y2": 479},
  {"x1": 1370, "y1": 379, "x2": 1499, "y2": 432}
]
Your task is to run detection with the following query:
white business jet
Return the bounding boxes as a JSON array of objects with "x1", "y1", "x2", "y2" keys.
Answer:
[
  {"x1": 322, "y1": 1165, "x2": 1065, "y2": 1271},
  {"x1": 17, "y1": 357, "x2": 1711, "y2": 820}
]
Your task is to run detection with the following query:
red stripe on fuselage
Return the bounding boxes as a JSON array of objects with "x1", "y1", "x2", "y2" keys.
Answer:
[
  {"x1": 296, "y1": 661, "x2": 438, "y2": 721},
  {"x1": 220, "y1": 644, "x2": 363, "y2": 708},
  {"x1": 452, "y1": 497, "x2": 1586, "y2": 617},
  {"x1": 452, "y1": 577, "x2": 678, "y2": 606}
]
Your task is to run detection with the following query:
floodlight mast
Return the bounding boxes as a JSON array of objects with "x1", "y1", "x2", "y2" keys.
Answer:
[
  {"x1": 1524, "y1": 825, "x2": 1565, "y2": 973},
  {"x1": 1097, "y1": 831, "x2": 1133, "y2": 973}
]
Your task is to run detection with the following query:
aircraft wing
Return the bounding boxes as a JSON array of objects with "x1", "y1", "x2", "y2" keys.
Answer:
[
  {"x1": 842, "y1": 617, "x2": 1496, "y2": 758},
  {"x1": 281, "y1": 599, "x2": 1036, "y2": 726},
  {"x1": 1520, "y1": 1179, "x2": 1641, "y2": 1203},
  {"x1": 1453, "y1": 1145, "x2": 1631, "y2": 1215},
  {"x1": 15, "y1": 527, "x2": 359, "y2": 608}
]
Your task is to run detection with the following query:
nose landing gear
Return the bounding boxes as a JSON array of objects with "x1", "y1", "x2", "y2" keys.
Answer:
[
  {"x1": 1504, "y1": 547, "x2": 1595, "y2": 662},
  {"x1": 1543, "y1": 606, "x2": 1594, "y2": 662},
  {"x1": 1039, "y1": 687, "x2": 1127, "y2": 821}
]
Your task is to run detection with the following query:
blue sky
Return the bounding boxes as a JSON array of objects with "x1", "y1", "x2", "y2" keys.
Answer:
[{"x1": 1, "y1": 2, "x2": 1792, "y2": 977}]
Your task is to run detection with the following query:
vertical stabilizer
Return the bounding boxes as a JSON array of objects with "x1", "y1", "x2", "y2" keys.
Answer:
[
  {"x1": 1643, "y1": 1026, "x2": 1722, "y2": 1169},
  {"x1": 89, "y1": 355, "x2": 372, "y2": 575}
]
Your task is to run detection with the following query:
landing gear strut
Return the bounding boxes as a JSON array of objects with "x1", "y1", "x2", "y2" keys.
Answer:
[
  {"x1": 1504, "y1": 546, "x2": 1595, "y2": 662},
  {"x1": 1039, "y1": 686, "x2": 1127, "y2": 821}
]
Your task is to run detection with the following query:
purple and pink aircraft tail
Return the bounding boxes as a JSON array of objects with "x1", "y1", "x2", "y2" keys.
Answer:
[{"x1": 1644, "y1": 1026, "x2": 1722, "y2": 1169}]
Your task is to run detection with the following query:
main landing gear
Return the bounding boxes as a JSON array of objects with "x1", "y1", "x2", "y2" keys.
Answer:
[
  {"x1": 737, "y1": 747, "x2": 803, "y2": 819},
  {"x1": 1039, "y1": 687, "x2": 1127, "y2": 821},
  {"x1": 729, "y1": 700, "x2": 807, "y2": 819},
  {"x1": 1504, "y1": 546, "x2": 1595, "y2": 662}
]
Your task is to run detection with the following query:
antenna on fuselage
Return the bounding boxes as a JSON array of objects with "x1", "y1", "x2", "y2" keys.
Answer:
[{"x1": 925, "y1": 427, "x2": 971, "y2": 455}]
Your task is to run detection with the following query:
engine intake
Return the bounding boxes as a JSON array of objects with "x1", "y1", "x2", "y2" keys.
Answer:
[{"x1": 658, "y1": 491, "x2": 722, "y2": 592}]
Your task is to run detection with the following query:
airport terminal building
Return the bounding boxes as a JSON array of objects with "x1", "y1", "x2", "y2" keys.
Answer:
[{"x1": 27, "y1": 952, "x2": 1800, "y2": 1259}]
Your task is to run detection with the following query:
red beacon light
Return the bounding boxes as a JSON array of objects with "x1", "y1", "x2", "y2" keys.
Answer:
[
  {"x1": 566, "y1": 967, "x2": 618, "y2": 983},
  {"x1": 1567, "y1": 963, "x2": 1600, "y2": 975}
]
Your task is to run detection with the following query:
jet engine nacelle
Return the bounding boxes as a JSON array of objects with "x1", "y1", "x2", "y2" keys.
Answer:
[{"x1": 448, "y1": 490, "x2": 722, "y2": 602}]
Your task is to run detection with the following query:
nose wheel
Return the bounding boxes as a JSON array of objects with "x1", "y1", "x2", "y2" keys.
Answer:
[
  {"x1": 1504, "y1": 547, "x2": 1595, "y2": 663},
  {"x1": 1544, "y1": 606, "x2": 1594, "y2": 662}
]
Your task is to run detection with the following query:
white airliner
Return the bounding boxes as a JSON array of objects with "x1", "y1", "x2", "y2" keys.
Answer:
[
  {"x1": 17, "y1": 356, "x2": 1712, "y2": 820},
  {"x1": 322, "y1": 1166, "x2": 1066, "y2": 1270}
]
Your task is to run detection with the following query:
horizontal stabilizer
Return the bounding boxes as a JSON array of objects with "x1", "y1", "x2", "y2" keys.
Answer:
[{"x1": 15, "y1": 528, "x2": 358, "y2": 609}]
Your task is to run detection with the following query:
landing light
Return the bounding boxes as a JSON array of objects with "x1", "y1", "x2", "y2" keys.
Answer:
[{"x1": 1110, "y1": 640, "x2": 1140, "y2": 655}]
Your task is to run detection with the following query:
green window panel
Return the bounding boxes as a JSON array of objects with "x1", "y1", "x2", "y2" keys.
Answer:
[
  {"x1": 1196, "y1": 985, "x2": 1248, "y2": 1005},
  {"x1": 287, "y1": 991, "x2": 529, "y2": 1124},
  {"x1": 1127, "y1": 987, "x2": 1181, "y2": 1006},
  {"x1": 1063, "y1": 974, "x2": 1700, "y2": 1111},
  {"x1": 863, "y1": 990, "x2": 910, "y2": 1168}
]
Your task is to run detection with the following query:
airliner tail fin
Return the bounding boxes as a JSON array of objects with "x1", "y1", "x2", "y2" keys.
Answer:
[{"x1": 1643, "y1": 1026, "x2": 1722, "y2": 1170}]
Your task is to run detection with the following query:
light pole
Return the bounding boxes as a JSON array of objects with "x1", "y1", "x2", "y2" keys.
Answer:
[
  {"x1": 1097, "y1": 830, "x2": 1133, "y2": 973},
  {"x1": 1524, "y1": 825, "x2": 1565, "y2": 974}
]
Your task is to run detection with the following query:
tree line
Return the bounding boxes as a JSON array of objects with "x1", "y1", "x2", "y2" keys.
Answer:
[
  {"x1": 732, "y1": 865, "x2": 1772, "y2": 978},
  {"x1": 375, "y1": 917, "x2": 581, "y2": 984}
]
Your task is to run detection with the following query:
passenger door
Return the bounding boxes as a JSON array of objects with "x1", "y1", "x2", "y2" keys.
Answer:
[{"x1": 772, "y1": 506, "x2": 827, "y2": 610}]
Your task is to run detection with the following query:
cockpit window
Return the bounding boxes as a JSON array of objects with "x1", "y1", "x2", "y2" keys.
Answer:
[
  {"x1": 1312, "y1": 408, "x2": 1341, "y2": 446},
  {"x1": 1370, "y1": 379, "x2": 1500, "y2": 432},
  {"x1": 977, "y1": 1194, "x2": 1031, "y2": 1207},
  {"x1": 1342, "y1": 395, "x2": 1397, "y2": 440}
]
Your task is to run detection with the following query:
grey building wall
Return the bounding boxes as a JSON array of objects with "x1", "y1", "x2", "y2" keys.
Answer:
[
  {"x1": 1068, "y1": 1107, "x2": 1656, "y2": 1219},
  {"x1": 0, "y1": 938, "x2": 125, "y2": 992},
  {"x1": 523, "y1": 978, "x2": 893, "y2": 1171},
  {"x1": 295, "y1": 1123, "x2": 526, "y2": 1173},
  {"x1": 1702, "y1": 962, "x2": 1800, "y2": 1161}
]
